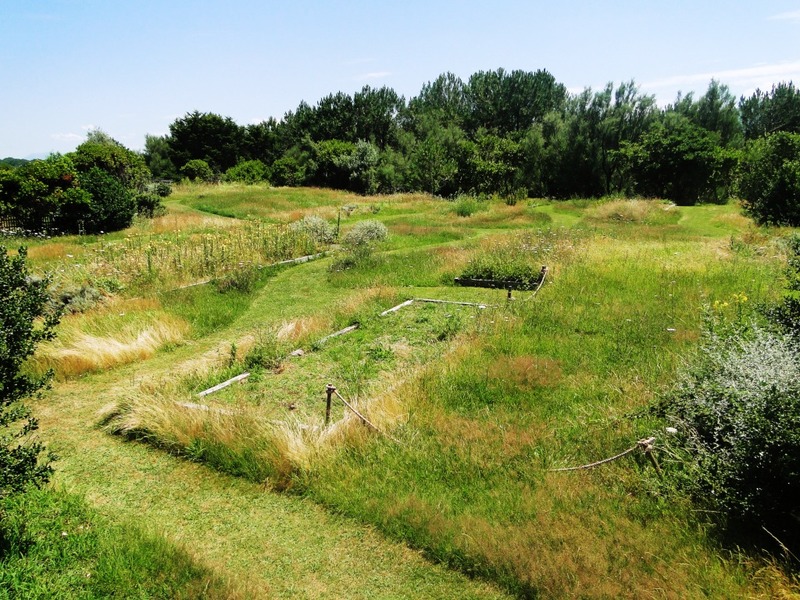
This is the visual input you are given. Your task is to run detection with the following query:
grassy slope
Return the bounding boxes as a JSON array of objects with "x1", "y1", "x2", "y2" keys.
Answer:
[
  {"x1": 25, "y1": 189, "x2": 791, "y2": 598},
  {"x1": 27, "y1": 232, "x2": 510, "y2": 599}
]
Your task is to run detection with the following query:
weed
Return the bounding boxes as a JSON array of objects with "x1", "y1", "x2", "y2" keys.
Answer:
[{"x1": 244, "y1": 329, "x2": 286, "y2": 372}]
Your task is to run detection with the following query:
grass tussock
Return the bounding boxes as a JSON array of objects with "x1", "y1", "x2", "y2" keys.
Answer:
[
  {"x1": 588, "y1": 198, "x2": 680, "y2": 224},
  {"x1": 34, "y1": 312, "x2": 189, "y2": 378},
  {"x1": 99, "y1": 370, "x2": 411, "y2": 487}
]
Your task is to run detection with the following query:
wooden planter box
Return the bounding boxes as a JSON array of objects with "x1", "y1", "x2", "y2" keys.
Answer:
[{"x1": 454, "y1": 266, "x2": 547, "y2": 297}]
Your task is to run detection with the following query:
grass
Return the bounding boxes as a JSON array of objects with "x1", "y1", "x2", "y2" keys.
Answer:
[
  {"x1": 30, "y1": 298, "x2": 190, "y2": 379},
  {"x1": 0, "y1": 487, "x2": 238, "y2": 599},
  {"x1": 17, "y1": 186, "x2": 800, "y2": 598},
  {"x1": 298, "y1": 231, "x2": 784, "y2": 598}
]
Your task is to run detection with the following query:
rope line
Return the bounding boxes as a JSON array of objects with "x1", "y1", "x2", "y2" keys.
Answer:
[
  {"x1": 524, "y1": 266, "x2": 548, "y2": 301},
  {"x1": 549, "y1": 437, "x2": 655, "y2": 472}
]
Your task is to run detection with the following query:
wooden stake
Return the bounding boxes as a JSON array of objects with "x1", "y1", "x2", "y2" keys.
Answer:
[{"x1": 325, "y1": 384, "x2": 335, "y2": 425}]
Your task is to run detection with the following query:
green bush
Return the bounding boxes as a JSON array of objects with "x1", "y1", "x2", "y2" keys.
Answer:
[
  {"x1": 329, "y1": 220, "x2": 388, "y2": 271},
  {"x1": 135, "y1": 192, "x2": 166, "y2": 217},
  {"x1": 737, "y1": 132, "x2": 800, "y2": 226},
  {"x1": 658, "y1": 316, "x2": 800, "y2": 534},
  {"x1": 1, "y1": 246, "x2": 60, "y2": 497},
  {"x1": 763, "y1": 233, "x2": 800, "y2": 335},
  {"x1": 180, "y1": 159, "x2": 215, "y2": 183},
  {"x1": 223, "y1": 160, "x2": 269, "y2": 184},
  {"x1": 151, "y1": 181, "x2": 173, "y2": 197},
  {"x1": 80, "y1": 167, "x2": 137, "y2": 233},
  {"x1": 244, "y1": 330, "x2": 285, "y2": 372},
  {"x1": 452, "y1": 195, "x2": 480, "y2": 217}
]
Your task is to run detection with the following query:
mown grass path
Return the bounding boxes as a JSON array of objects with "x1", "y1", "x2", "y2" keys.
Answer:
[{"x1": 33, "y1": 261, "x2": 511, "y2": 600}]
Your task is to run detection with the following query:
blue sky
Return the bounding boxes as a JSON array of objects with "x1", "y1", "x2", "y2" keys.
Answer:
[{"x1": 2, "y1": 0, "x2": 800, "y2": 158}]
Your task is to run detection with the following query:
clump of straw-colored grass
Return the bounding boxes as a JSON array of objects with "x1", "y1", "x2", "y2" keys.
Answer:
[
  {"x1": 34, "y1": 315, "x2": 189, "y2": 378},
  {"x1": 99, "y1": 370, "x2": 411, "y2": 486},
  {"x1": 588, "y1": 198, "x2": 678, "y2": 224}
]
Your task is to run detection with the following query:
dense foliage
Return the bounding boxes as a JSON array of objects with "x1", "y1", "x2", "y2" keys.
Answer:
[
  {"x1": 1, "y1": 131, "x2": 160, "y2": 234},
  {"x1": 659, "y1": 239, "x2": 800, "y2": 539},
  {"x1": 737, "y1": 131, "x2": 800, "y2": 225},
  {"x1": 0, "y1": 247, "x2": 60, "y2": 497},
  {"x1": 138, "y1": 71, "x2": 798, "y2": 216},
  {"x1": 661, "y1": 320, "x2": 800, "y2": 535}
]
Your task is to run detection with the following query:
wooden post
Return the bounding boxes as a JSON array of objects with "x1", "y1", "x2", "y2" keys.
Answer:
[
  {"x1": 325, "y1": 384, "x2": 336, "y2": 425},
  {"x1": 507, "y1": 287, "x2": 512, "y2": 300},
  {"x1": 639, "y1": 437, "x2": 663, "y2": 478}
]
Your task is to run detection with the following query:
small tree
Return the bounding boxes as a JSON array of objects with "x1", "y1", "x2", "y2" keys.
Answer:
[
  {"x1": 80, "y1": 167, "x2": 137, "y2": 233},
  {"x1": 1, "y1": 247, "x2": 60, "y2": 496}
]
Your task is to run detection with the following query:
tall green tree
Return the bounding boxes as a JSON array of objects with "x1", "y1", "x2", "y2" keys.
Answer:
[
  {"x1": 407, "y1": 123, "x2": 464, "y2": 196},
  {"x1": 1, "y1": 247, "x2": 60, "y2": 497},
  {"x1": 310, "y1": 92, "x2": 356, "y2": 142},
  {"x1": 464, "y1": 68, "x2": 567, "y2": 135},
  {"x1": 407, "y1": 72, "x2": 468, "y2": 132},
  {"x1": 143, "y1": 134, "x2": 179, "y2": 180},
  {"x1": 352, "y1": 86, "x2": 405, "y2": 149},
  {"x1": 737, "y1": 131, "x2": 800, "y2": 225},
  {"x1": 620, "y1": 113, "x2": 729, "y2": 204},
  {"x1": 243, "y1": 119, "x2": 282, "y2": 166},
  {"x1": 168, "y1": 111, "x2": 244, "y2": 174},
  {"x1": 740, "y1": 82, "x2": 800, "y2": 139},
  {"x1": 671, "y1": 81, "x2": 743, "y2": 148}
]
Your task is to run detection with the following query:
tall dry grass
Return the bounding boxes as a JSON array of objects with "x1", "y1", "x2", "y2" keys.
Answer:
[
  {"x1": 99, "y1": 370, "x2": 410, "y2": 487},
  {"x1": 587, "y1": 198, "x2": 679, "y2": 224},
  {"x1": 33, "y1": 308, "x2": 189, "y2": 378}
]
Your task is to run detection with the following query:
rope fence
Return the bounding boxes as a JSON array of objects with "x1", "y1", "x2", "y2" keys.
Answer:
[{"x1": 550, "y1": 437, "x2": 661, "y2": 476}]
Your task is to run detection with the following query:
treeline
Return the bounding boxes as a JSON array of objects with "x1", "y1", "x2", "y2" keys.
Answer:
[
  {"x1": 0, "y1": 132, "x2": 169, "y2": 234},
  {"x1": 144, "y1": 69, "x2": 800, "y2": 215},
  {"x1": 3, "y1": 68, "x2": 799, "y2": 232}
]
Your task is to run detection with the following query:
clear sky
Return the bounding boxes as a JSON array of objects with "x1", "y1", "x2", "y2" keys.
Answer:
[{"x1": 2, "y1": 0, "x2": 800, "y2": 158}]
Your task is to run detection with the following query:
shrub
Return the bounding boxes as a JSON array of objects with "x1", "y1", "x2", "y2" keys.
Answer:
[
  {"x1": 134, "y1": 192, "x2": 166, "y2": 218},
  {"x1": 244, "y1": 330, "x2": 284, "y2": 372},
  {"x1": 763, "y1": 233, "x2": 800, "y2": 336},
  {"x1": 329, "y1": 220, "x2": 388, "y2": 271},
  {"x1": 1, "y1": 246, "x2": 60, "y2": 497},
  {"x1": 452, "y1": 195, "x2": 480, "y2": 217},
  {"x1": 737, "y1": 132, "x2": 800, "y2": 226},
  {"x1": 150, "y1": 181, "x2": 173, "y2": 197},
  {"x1": 659, "y1": 316, "x2": 800, "y2": 533},
  {"x1": 341, "y1": 220, "x2": 388, "y2": 249},
  {"x1": 50, "y1": 284, "x2": 104, "y2": 314},
  {"x1": 79, "y1": 167, "x2": 137, "y2": 233},
  {"x1": 180, "y1": 159, "x2": 215, "y2": 183},
  {"x1": 289, "y1": 215, "x2": 336, "y2": 244},
  {"x1": 223, "y1": 160, "x2": 268, "y2": 184}
]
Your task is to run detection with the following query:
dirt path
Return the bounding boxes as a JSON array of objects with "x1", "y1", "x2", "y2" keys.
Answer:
[{"x1": 33, "y1": 264, "x2": 511, "y2": 599}]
